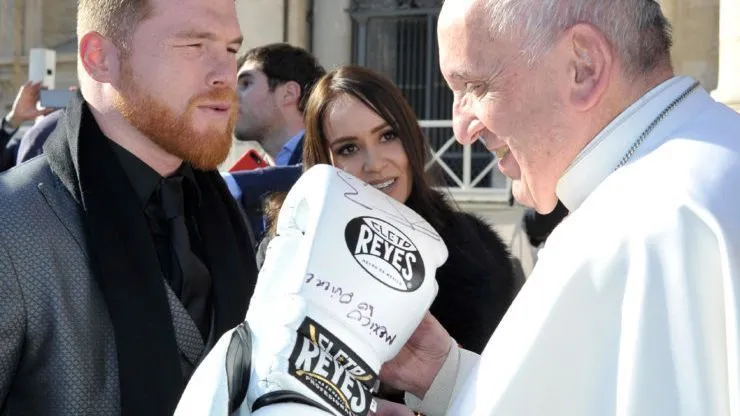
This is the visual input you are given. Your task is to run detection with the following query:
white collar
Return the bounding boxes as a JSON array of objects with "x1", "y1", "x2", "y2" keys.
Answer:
[{"x1": 556, "y1": 76, "x2": 699, "y2": 212}]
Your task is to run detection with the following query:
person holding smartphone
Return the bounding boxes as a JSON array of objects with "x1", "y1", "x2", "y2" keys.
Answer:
[{"x1": 1, "y1": 81, "x2": 55, "y2": 171}]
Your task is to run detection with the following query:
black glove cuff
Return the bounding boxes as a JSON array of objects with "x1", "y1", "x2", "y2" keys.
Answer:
[
  {"x1": 226, "y1": 323, "x2": 333, "y2": 415},
  {"x1": 227, "y1": 323, "x2": 252, "y2": 414},
  {"x1": 253, "y1": 390, "x2": 333, "y2": 414}
]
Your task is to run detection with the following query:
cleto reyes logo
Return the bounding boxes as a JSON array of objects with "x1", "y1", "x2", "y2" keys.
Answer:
[
  {"x1": 345, "y1": 217, "x2": 425, "y2": 292},
  {"x1": 289, "y1": 318, "x2": 376, "y2": 416}
]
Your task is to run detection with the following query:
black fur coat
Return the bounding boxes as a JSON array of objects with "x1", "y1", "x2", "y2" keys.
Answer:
[{"x1": 431, "y1": 210, "x2": 520, "y2": 353}]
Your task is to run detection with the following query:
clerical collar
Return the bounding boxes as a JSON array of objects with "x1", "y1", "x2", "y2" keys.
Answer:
[{"x1": 556, "y1": 76, "x2": 700, "y2": 212}]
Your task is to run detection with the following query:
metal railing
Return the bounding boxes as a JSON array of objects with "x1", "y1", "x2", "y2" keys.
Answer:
[
  {"x1": 420, "y1": 120, "x2": 512, "y2": 203},
  {"x1": 349, "y1": 3, "x2": 510, "y2": 204}
]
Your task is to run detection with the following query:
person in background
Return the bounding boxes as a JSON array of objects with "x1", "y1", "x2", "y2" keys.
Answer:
[
  {"x1": 1, "y1": 81, "x2": 55, "y2": 171},
  {"x1": 221, "y1": 43, "x2": 326, "y2": 242},
  {"x1": 233, "y1": 43, "x2": 325, "y2": 165},
  {"x1": 264, "y1": 65, "x2": 520, "y2": 356},
  {"x1": 16, "y1": 109, "x2": 63, "y2": 164}
]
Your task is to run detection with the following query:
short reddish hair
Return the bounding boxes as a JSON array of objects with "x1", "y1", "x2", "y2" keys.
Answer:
[{"x1": 77, "y1": 0, "x2": 152, "y2": 51}]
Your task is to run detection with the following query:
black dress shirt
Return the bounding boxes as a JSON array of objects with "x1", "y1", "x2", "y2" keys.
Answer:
[{"x1": 109, "y1": 140, "x2": 212, "y2": 339}]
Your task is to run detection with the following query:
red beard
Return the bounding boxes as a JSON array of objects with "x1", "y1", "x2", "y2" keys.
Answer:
[{"x1": 114, "y1": 65, "x2": 237, "y2": 170}]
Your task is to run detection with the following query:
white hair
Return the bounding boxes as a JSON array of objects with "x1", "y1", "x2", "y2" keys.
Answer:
[{"x1": 482, "y1": 0, "x2": 672, "y2": 75}]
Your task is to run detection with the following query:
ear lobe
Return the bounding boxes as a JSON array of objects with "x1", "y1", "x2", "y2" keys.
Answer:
[
  {"x1": 567, "y1": 24, "x2": 611, "y2": 111},
  {"x1": 79, "y1": 32, "x2": 119, "y2": 84}
]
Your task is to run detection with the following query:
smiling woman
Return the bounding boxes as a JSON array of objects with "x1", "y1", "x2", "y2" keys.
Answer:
[
  {"x1": 259, "y1": 66, "x2": 521, "y2": 364},
  {"x1": 321, "y1": 93, "x2": 413, "y2": 204}
]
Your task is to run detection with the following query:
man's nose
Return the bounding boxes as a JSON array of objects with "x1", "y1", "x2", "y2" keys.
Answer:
[
  {"x1": 207, "y1": 52, "x2": 238, "y2": 90},
  {"x1": 452, "y1": 95, "x2": 483, "y2": 145}
]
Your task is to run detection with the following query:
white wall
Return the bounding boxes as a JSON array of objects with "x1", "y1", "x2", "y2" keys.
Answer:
[
  {"x1": 236, "y1": 0, "x2": 285, "y2": 53},
  {"x1": 234, "y1": 0, "x2": 352, "y2": 70},
  {"x1": 311, "y1": 0, "x2": 353, "y2": 70}
]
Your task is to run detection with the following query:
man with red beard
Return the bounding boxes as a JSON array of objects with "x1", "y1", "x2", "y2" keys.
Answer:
[{"x1": 0, "y1": 0, "x2": 258, "y2": 415}]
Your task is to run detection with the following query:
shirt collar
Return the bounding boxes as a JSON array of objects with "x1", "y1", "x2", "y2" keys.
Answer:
[
  {"x1": 274, "y1": 130, "x2": 305, "y2": 166},
  {"x1": 177, "y1": 162, "x2": 202, "y2": 208},
  {"x1": 109, "y1": 139, "x2": 163, "y2": 208},
  {"x1": 556, "y1": 76, "x2": 698, "y2": 212},
  {"x1": 109, "y1": 139, "x2": 201, "y2": 208}
]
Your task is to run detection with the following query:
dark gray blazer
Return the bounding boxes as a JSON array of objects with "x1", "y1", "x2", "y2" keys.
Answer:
[{"x1": 0, "y1": 157, "x2": 207, "y2": 415}]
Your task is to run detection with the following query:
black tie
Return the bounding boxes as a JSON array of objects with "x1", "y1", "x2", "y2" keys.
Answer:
[{"x1": 160, "y1": 175, "x2": 212, "y2": 339}]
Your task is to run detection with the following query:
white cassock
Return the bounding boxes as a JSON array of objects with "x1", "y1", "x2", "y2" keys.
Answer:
[{"x1": 406, "y1": 76, "x2": 740, "y2": 416}]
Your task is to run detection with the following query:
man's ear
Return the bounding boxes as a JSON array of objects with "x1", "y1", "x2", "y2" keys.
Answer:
[
  {"x1": 79, "y1": 32, "x2": 121, "y2": 84},
  {"x1": 279, "y1": 80, "x2": 302, "y2": 108},
  {"x1": 565, "y1": 23, "x2": 612, "y2": 112}
]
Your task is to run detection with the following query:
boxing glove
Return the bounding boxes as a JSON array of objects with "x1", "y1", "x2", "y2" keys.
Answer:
[{"x1": 175, "y1": 165, "x2": 448, "y2": 416}]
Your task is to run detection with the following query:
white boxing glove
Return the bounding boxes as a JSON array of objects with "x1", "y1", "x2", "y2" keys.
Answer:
[{"x1": 175, "y1": 165, "x2": 448, "y2": 416}]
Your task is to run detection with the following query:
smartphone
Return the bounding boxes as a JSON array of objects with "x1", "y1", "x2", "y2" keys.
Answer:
[
  {"x1": 229, "y1": 149, "x2": 271, "y2": 172},
  {"x1": 40, "y1": 89, "x2": 75, "y2": 109}
]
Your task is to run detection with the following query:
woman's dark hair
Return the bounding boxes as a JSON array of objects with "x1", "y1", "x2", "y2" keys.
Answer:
[{"x1": 301, "y1": 65, "x2": 451, "y2": 232}]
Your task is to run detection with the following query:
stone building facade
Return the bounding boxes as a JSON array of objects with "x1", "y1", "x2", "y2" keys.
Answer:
[{"x1": 0, "y1": 0, "x2": 738, "y2": 113}]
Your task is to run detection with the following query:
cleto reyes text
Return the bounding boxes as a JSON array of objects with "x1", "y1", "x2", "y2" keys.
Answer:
[
  {"x1": 290, "y1": 318, "x2": 375, "y2": 416},
  {"x1": 353, "y1": 222, "x2": 418, "y2": 282}
]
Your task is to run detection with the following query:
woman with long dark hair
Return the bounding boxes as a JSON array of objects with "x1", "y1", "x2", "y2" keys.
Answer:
[{"x1": 264, "y1": 65, "x2": 520, "y2": 354}]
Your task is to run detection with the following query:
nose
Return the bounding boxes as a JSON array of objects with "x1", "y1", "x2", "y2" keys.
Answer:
[
  {"x1": 452, "y1": 94, "x2": 485, "y2": 145},
  {"x1": 206, "y1": 51, "x2": 238, "y2": 90},
  {"x1": 362, "y1": 146, "x2": 387, "y2": 174}
]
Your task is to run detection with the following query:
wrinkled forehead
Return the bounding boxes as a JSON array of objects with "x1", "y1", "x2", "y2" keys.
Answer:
[{"x1": 438, "y1": 2, "x2": 498, "y2": 81}]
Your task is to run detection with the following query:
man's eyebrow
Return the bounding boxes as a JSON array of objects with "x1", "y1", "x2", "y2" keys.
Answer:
[
  {"x1": 444, "y1": 70, "x2": 473, "y2": 91},
  {"x1": 448, "y1": 61, "x2": 505, "y2": 83},
  {"x1": 173, "y1": 30, "x2": 243, "y2": 46},
  {"x1": 449, "y1": 70, "x2": 472, "y2": 80},
  {"x1": 231, "y1": 35, "x2": 244, "y2": 46},
  {"x1": 237, "y1": 71, "x2": 254, "y2": 81}
]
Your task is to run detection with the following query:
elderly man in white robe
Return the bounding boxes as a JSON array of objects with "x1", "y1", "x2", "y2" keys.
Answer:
[{"x1": 376, "y1": 0, "x2": 740, "y2": 415}]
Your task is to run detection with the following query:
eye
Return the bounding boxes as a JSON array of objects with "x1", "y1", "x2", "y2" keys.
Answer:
[
  {"x1": 177, "y1": 43, "x2": 205, "y2": 57},
  {"x1": 227, "y1": 47, "x2": 239, "y2": 55},
  {"x1": 336, "y1": 143, "x2": 359, "y2": 156},
  {"x1": 380, "y1": 130, "x2": 398, "y2": 142},
  {"x1": 465, "y1": 82, "x2": 486, "y2": 96}
]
